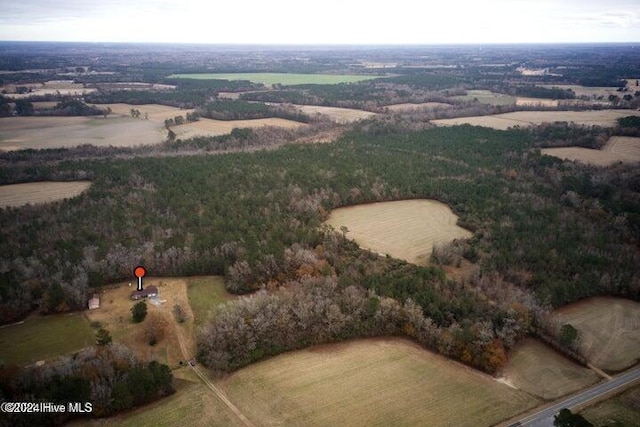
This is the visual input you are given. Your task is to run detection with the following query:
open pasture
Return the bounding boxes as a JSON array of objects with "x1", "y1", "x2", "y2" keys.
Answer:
[
  {"x1": 292, "y1": 104, "x2": 376, "y2": 123},
  {"x1": 324, "y1": 199, "x2": 472, "y2": 266},
  {"x1": 96, "y1": 103, "x2": 194, "y2": 123},
  {"x1": 0, "y1": 313, "x2": 94, "y2": 366},
  {"x1": 450, "y1": 89, "x2": 516, "y2": 106},
  {"x1": 0, "y1": 116, "x2": 164, "y2": 150},
  {"x1": 500, "y1": 339, "x2": 600, "y2": 400},
  {"x1": 542, "y1": 136, "x2": 640, "y2": 166},
  {"x1": 541, "y1": 84, "x2": 623, "y2": 100},
  {"x1": 220, "y1": 338, "x2": 538, "y2": 427},
  {"x1": 186, "y1": 276, "x2": 233, "y2": 326},
  {"x1": 2, "y1": 80, "x2": 96, "y2": 99},
  {"x1": 554, "y1": 297, "x2": 640, "y2": 372},
  {"x1": 168, "y1": 72, "x2": 379, "y2": 86},
  {"x1": 0, "y1": 181, "x2": 91, "y2": 208},
  {"x1": 515, "y1": 97, "x2": 559, "y2": 107},
  {"x1": 433, "y1": 109, "x2": 640, "y2": 130},
  {"x1": 172, "y1": 116, "x2": 306, "y2": 139},
  {"x1": 581, "y1": 385, "x2": 640, "y2": 427},
  {"x1": 384, "y1": 102, "x2": 453, "y2": 111}
]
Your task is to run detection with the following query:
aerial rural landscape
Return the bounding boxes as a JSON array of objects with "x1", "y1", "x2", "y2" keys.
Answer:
[{"x1": 0, "y1": 1, "x2": 639, "y2": 426}]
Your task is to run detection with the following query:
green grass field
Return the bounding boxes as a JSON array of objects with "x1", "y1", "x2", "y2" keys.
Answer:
[
  {"x1": 168, "y1": 73, "x2": 379, "y2": 86},
  {"x1": 0, "y1": 313, "x2": 94, "y2": 366},
  {"x1": 186, "y1": 276, "x2": 233, "y2": 326}
]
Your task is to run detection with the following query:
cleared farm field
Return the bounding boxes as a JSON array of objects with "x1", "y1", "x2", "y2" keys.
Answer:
[
  {"x1": 542, "y1": 136, "x2": 640, "y2": 166},
  {"x1": 450, "y1": 89, "x2": 516, "y2": 106},
  {"x1": 173, "y1": 117, "x2": 305, "y2": 139},
  {"x1": 169, "y1": 72, "x2": 379, "y2": 86},
  {"x1": 500, "y1": 339, "x2": 600, "y2": 400},
  {"x1": 324, "y1": 199, "x2": 472, "y2": 265},
  {"x1": 581, "y1": 385, "x2": 640, "y2": 427},
  {"x1": 0, "y1": 116, "x2": 164, "y2": 150},
  {"x1": 95, "y1": 103, "x2": 195, "y2": 122},
  {"x1": 186, "y1": 276, "x2": 233, "y2": 326},
  {"x1": 433, "y1": 109, "x2": 640, "y2": 130},
  {"x1": 293, "y1": 104, "x2": 376, "y2": 123},
  {"x1": 541, "y1": 84, "x2": 622, "y2": 99},
  {"x1": 515, "y1": 97, "x2": 559, "y2": 107},
  {"x1": 554, "y1": 297, "x2": 640, "y2": 372},
  {"x1": 0, "y1": 181, "x2": 91, "y2": 208},
  {"x1": 385, "y1": 102, "x2": 453, "y2": 111},
  {"x1": 0, "y1": 313, "x2": 94, "y2": 366},
  {"x1": 220, "y1": 338, "x2": 539, "y2": 427}
]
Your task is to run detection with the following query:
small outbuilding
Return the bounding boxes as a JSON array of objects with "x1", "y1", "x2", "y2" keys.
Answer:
[
  {"x1": 88, "y1": 294, "x2": 100, "y2": 310},
  {"x1": 130, "y1": 285, "x2": 159, "y2": 300}
]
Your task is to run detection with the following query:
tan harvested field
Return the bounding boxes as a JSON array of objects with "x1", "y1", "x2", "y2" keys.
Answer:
[
  {"x1": 554, "y1": 297, "x2": 640, "y2": 372},
  {"x1": 293, "y1": 104, "x2": 376, "y2": 123},
  {"x1": 0, "y1": 116, "x2": 164, "y2": 150},
  {"x1": 96, "y1": 103, "x2": 194, "y2": 123},
  {"x1": 324, "y1": 199, "x2": 472, "y2": 265},
  {"x1": 86, "y1": 277, "x2": 196, "y2": 366},
  {"x1": 220, "y1": 338, "x2": 539, "y2": 427},
  {"x1": 3, "y1": 80, "x2": 96, "y2": 99},
  {"x1": 433, "y1": 110, "x2": 640, "y2": 130},
  {"x1": 451, "y1": 89, "x2": 517, "y2": 106},
  {"x1": 173, "y1": 116, "x2": 306, "y2": 139},
  {"x1": 541, "y1": 84, "x2": 623, "y2": 99},
  {"x1": 515, "y1": 97, "x2": 559, "y2": 107},
  {"x1": 501, "y1": 339, "x2": 600, "y2": 400},
  {"x1": 385, "y1": 102, "x2": 453, "y2": 111},
  {"x1": 542, "y1": 136, "x2": 640, "y2": 166},
  {"x1": 0, "y1": 181, "x2": 91, "y2": 208}
]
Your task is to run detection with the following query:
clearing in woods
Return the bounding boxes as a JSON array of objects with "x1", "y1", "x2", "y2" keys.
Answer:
[
  {"x1": 288, "y1": 104, "x2": 376, "y2": 123},
  {"x1": 172, "y1": 116, "x2": 306, "y2": 140},
  {"x1": 432, "y1": 109, "x2": 640, "y2": 130},
  {"x1": 515, "y1": 97, "x2": 559, "y2": 107},
  {"x1": 384, "y1": 102, "x2": 453, "y2": 111},
  {"x1": 168, "y1": 73, "x2": 379, "y2": 85},
  {"x1": 219, "y1": 338, "x2": 539, "y2": 427},
  {"x1": 0, "y1": 116, "x2": 164, "y2": 150},
  {"x1": 554, "y1": 297, "x2": 640, "y2": 372},
  {"x1": 541, "y1": 136, "x2": 640, "y2": 166},
  {"x1": 500, "y1": 338, "x2": 600, "y2": 400},
  {"x1": 324, "y1": 199, "x2": 472, "y2": 265},
  {"x1": 0, "y1": 313, "x2": 94, "y2": 366},
  {"x1": 450, "y1": 89, "x2": 516, "y2": 106},
  {"x1": 0, "y1": 181, "x2": 91, "y2": 208}
]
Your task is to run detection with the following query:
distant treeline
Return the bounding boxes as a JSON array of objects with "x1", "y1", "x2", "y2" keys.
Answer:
[
  {"x1": 515, "y1": 85, "x2": 576, "y2": 99},
  {"x1": 196, "y1": 99, "x2": 310, "y2": 122}
]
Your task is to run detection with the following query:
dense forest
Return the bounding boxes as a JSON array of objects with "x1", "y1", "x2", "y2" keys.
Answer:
[{"x1": 1, "y1": 124, "x2": 639, "y2": 374}]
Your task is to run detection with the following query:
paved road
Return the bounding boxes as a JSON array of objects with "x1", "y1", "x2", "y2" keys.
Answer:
[{"x1": 510, "y1": 366, "x2": 640, "y2": 427}]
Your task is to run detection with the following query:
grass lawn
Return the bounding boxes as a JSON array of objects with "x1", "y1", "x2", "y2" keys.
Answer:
[
  {"x1": 0, "y1": 313, "x2": 94, "y2": 366},
  {"x1": 186, "y1": 276, "x2": 232, "y2": 326},
  {"x1": 168, "y1": 73, "x2": 380, "y2": 86}
]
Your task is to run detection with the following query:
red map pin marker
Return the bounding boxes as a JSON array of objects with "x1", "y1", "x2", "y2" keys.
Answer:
[{"x1": 134, "y1": 266, "x2": 146, "y2": 291}]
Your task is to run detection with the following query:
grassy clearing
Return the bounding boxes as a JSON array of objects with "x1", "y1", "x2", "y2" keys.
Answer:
[
  {"x1": 554, "y1": 297, "x2": 640, "y2": 372},
  {"x1": 451, "y1": 89, "x2": 516, "y2": 106},
  {"x1": 0, "y1": 116, "x2": 163, "y2": 150},
  {"x1": 500, "y1": 338, "x2": 600, "y2": 400},
  {"x1": 515, "y1": 97, "x2": 559, "y2": 107},
  {"x1": 220, "y1": 338, "x2": 539, "y2": 427},
  {"x1": 433, "y1": 109, "x2": 640, "y2": 130},
  {"x1": 169, "y1": 73, "x2": 379, "y2": 86},
  {"x1": 324, "y1": 199, "x2": 472, "y2": 265},
  {"x1": 172, "y1": 116, "x2": 305, "y2": 139},
  {"x1": 581, "y1": 385, "x2": 640, "y2": 427},
  {"x1": 541, "y1": 136, "x2": 640, "y2": 166},
  {"x1": 76, "y1": 372, "x2": 245, "y2": 427},
  {"x1": 186, "y1": 276, "x2": 232, "y2": 327},
  {"x1": 0, "y1": 313, "x2": 94, "y2": 366},
  {"x1": 292, "y1": 104, "x2": 376, "y2": 123},
  {"x1": 0, "y1": 181, "x2": 91, "y2": 208},
  {"x1": 384, "y1": 102, "x2": 453, "y2": 111}
]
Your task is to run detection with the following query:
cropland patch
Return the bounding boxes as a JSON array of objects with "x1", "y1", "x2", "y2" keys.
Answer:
[
  {"x1": 0, "y1": 313, "x2": 94, "y2": 366},
  {"x1": 581, "y1": 385, "x2": 640, "y2": 427},
  {"x1": 172, "y1": 117, "x2": 305, "y2": 139},
  {"x1": 0, "y1": 116, "x2": 164, "y2": 150},
  {"x1": 500, "y1": 338, "x2": 600, "y2": 400},
  {"x1": 433, "y1": 110, "x2": 640, "y2": 130},
  {"x1": 554, "y1": 297, "x2": 640, "y2": 372},
  {"x1": 542, "y1": 135, "x2": 640, "y2": 166},
  {"x1": 515, "y1": 97, "x2": 559, "y2": 107},
  {"x1": 385, "y1": 102, "x2": 453, "y2": 111},
  {"x1": 0, "y1": 181, "x2": 91, "y2": 208},
  {"x1": 2, "y1": 80, "x2": 96, "y2": 99},
  {"x1": 450, "y1": 89, "x2": 516, "y2": 106},
  {"x1": 168, "y1": 73, "x2": 379, "y2": 86},
  {"x1": 292, "y1": 104, "x2": 376, "y2": 123},
  {"x1": 541, "y1": 84, "x2": 623, "y2": 100},
  {"x1": 95, "y1": 103, "x2": 194, "y2": 123},
  {"x1": 219, "y1": 338, "x2": 539, "y2": 427},
  {"x1": 324, "y1": 199, "x2": 472, "y2": 265}
]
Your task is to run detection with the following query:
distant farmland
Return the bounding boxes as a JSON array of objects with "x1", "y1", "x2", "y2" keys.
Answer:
[
  {"x1": 169, "y1": 73, "x2": 380, "y2": 86},
  {"x1": 0, "y1": 181, "x2": 91, "y2": 208}
]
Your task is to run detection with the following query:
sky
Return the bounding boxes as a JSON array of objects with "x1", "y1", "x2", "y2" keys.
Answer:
[{"x1": 0, "y1": 0, "x2": 638, "y2": 44}]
